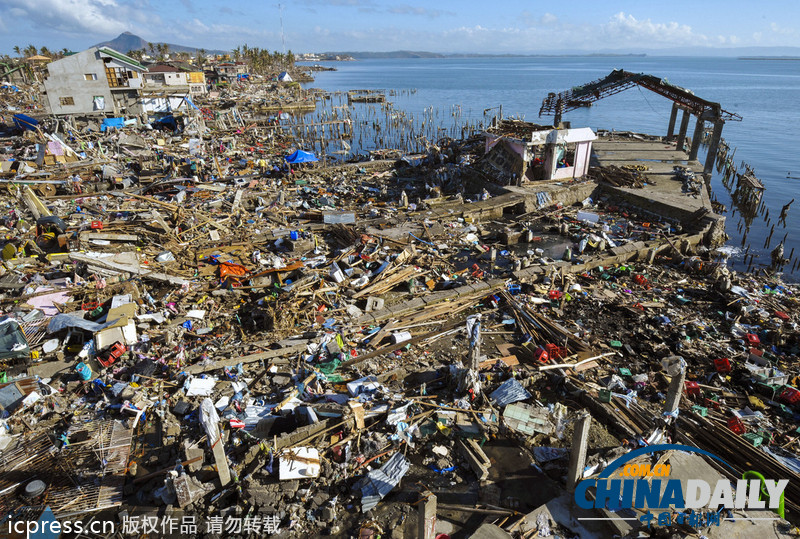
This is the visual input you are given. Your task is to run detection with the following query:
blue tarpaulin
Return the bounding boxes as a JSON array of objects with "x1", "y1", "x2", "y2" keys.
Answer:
[
  {"x1": 12, "y1": 114, "x2": 38, "y2": 131},
  {"x1": 153, "y1": 115, "x2": 178, "y2": 131},
  {"x1": 285, "y1": 150, "x2": 318, "y2": 164},
  {"x1": 100, "y1": 117, "x2": 125, "y2": 132}
]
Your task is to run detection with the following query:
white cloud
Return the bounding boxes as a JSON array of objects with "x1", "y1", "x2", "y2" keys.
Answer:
[
  {"x1": 599, "y1": 12, "x2": 706, "y2": 48},
  {"x1": 388, "y1": 5, "x2": 454, "y2": 17},
  {"x1": 540, "y1": 13, "x2": 557, "y2": 25},
  {"x1": 770, "y1": 22, "x2": 797, "y2": 36},
  {"x1": 0, "y1": 0, "x2": 144, "y2": 36}
]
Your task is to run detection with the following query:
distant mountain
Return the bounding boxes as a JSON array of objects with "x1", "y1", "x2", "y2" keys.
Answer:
[{"x1": 93, "y1": 32, "x2": 227, "y2": 56}]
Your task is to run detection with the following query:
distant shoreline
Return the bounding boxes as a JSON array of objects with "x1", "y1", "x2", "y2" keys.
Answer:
[
  {"x1": 739, "y1": 56, "x2": 800, "y2": 60},
  {"x1": 318, "y1": 51, "x2": 647, "y2": 60}
]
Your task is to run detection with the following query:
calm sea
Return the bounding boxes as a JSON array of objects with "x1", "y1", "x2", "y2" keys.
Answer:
[{"x1": 302, "y1": 56, "x2": 800, "y2": 277}]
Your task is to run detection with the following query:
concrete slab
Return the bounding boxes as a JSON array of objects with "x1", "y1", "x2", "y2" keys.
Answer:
[
  {"x1": 520, "y1": 492, "x2": 610, "y2": 539},
  {"x1": 591, "y1": 138, "x2": 712, "y2": 219}
]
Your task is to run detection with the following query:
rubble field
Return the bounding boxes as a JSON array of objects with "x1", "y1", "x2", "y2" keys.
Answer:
[{"x1": 1, "y1": 79, "x2": 799, "y2": 539}]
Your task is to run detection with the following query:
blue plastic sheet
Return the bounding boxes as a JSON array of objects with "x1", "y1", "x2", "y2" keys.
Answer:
[
  {"x1": 285, "y1": 150, "x2": 318, "y2": 164},
  {"x1": 100, "y1": 117, "x2": 125, "y2": 132},
  {"x1": 12, "y1": 114, "x2": 38, "y2": 131}
]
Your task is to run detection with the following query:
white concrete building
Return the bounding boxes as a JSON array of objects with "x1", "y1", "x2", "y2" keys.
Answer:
[
  {"x1": 140, "y1": 64, "x2": 207, "y2": 113},
  {"x1": 42, "y1": 47, "x2": 148, "y2": 116}
]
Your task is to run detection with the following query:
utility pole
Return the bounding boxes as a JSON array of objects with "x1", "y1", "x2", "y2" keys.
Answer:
[{"x1": 278, "y1": 3, "x2": 286, "y2": 56}]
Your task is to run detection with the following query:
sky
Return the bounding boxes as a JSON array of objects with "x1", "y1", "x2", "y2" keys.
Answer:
[{"x1": 0, "y1": 0, "x2": 798, "y2": 55}]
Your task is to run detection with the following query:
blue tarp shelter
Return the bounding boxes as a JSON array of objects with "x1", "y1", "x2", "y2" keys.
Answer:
[
  {"x1": 152, "y1": 115, "x2": 178, "y2": 131},
  {"x1": 285, "y1": 150, "x2": 318, "y2": 164},
  {"x1": 100, "y1": 117, "x2": 125, "y2": 132},
  {"x1": 12, "y1": 113, "x2": 38, "y2": 131}
]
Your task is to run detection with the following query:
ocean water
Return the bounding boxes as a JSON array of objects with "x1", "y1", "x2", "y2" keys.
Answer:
[{"x1": 302, "y1": 57, "x2": 800, "y2": 277}]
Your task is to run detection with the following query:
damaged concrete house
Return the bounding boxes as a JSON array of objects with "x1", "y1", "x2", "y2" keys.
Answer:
[
  {"x1": 482, "y1": 121, "x2": 597, "y2": 186},
  {"x1": 41, "y1": 47, "x2": 148, "y2": 117},
  {"x1": 140, "y1": 63, "x2": 207, "y2": 114}
]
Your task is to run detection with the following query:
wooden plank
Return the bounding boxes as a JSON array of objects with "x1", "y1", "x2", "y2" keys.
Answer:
[
  {"x1": 70, "y1": 253, "x2": 188, "y2": 285},
  {"x1": 184, "y1": 343, "x2": 307, "y2": 374},
  {"x1": 81, "y1": 233, "x2": 139, "y2": 241},
  {"x1": 367, "y1": 320, "x2": 397, "y2": 349},
  {"x1": 479, "y1": 355, "x2": 519, "y2": 369}
]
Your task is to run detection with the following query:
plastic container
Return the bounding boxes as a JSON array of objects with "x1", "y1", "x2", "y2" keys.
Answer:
[
  {"x1": 684, "y1": 381, "x2": 701, "y2": 397},
  {"x1": 777, "y1": 386, "x2": 800, "y2": 405},
  {"x1": 75, "y1": 362, "x2": 92, "y2": 381},
  {"x1": 714, "y1": 358, "x2": 732, "y2": 373},
  {"x1": 746, "y1": 333, "x2": 761, "y2": 346},
  {"x1": 727, "y1": 416, "x2": 746, "y2": 435}
]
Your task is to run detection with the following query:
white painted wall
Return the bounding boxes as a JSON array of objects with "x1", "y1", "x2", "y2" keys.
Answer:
[{"x1": 42, "y1": 47, "x2": 145, "y2": 115}]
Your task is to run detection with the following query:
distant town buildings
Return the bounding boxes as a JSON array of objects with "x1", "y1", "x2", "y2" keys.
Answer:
[{"x1": 37, "y1": 45, "x2": 328, "y2": 117}]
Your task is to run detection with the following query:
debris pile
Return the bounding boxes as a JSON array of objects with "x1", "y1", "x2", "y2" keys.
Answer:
[
  {"x1": 589, "y1": 164, "x2": 651, "y2": 188},
  {"x1": 0, "y1": 76, "x2": 798, "y2": 539}
]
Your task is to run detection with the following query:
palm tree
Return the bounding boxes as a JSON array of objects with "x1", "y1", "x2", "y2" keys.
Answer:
[
  {"x1": 232, "y1": 46, "x2": 241, "y2": 62},
  {"x1": 163, "y1": 44, "x2": 170, "y2": 59},
  {"x1": 39, "y1": 46, "x2": 51, "y2": 58},
  {"x1": 23, "y1": 44, "x2": 37, "y2": 58},
  {"x1": 286, "y1": 49, "x2": 295, "y2": 67},
  {"x1": 147, "y1": 42, "x2": 156, "y2": 57},
  {"x1": 13, "y1": 46, "x2": 21, "y2": 58},
  {"x1": 196, "y1": 48, "x2": 207, "y2": 68}
]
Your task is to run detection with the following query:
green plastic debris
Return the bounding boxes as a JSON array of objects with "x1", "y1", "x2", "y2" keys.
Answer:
[
  {"x1": 610, "y1": 340, "x2": 622, "y2": 348},
  {"x1": 742, "y1": 432, "x2": 763, "y2": 447},
  {"x1": 691, "y1": 405, "x2": 708, "y2": 417},
  {"x1": 317, "y1": 359, "x2": 341, "y2": 375}
]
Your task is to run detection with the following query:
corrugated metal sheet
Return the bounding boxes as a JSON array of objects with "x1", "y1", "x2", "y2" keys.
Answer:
[
  {"x1": 359, "y1": 452, "x2": 410, "y2": 512},
  {"x1": 19, "y1": 319, "x2": 48, "y2": 346},
  {"x1": 489, "y1": 378, "x2": 531, "y2": 407}
]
